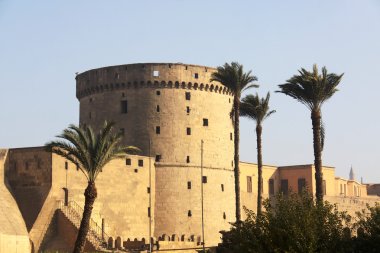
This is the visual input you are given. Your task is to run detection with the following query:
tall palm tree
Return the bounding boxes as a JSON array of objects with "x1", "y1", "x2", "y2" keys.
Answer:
[
  {"x1": 277, "y1": 64, "x2": 343, "y2": 203},
  {"x1": 45, "y1": 121, "x2": 139, "y2": 253},
  {"x1": 211, "y1": 62, "x2": 258, "y2": 222},
  {"x1": 240, "y1": 92, "x2": 275, "y2": 215}
]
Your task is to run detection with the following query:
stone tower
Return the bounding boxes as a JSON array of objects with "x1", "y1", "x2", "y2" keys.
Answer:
[{"x1": 75, "y1": 63, "x2": 235, "y2": 245}]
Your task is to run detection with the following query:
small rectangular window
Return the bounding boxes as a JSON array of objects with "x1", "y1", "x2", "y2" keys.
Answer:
[
  {"x1": 155, "y1": 155, "x2": 161, "y2": 162},
  {"x1": 138, "y1": 160, "x2": 144, "y2": 167},
  {"x1": 156, "y1": 105, "x2": 160, "y2": 112},
  {"x1": 281, "y1": 179, "x2": 288, "y2": 195},
  {"x1": 221, "y1": 184, "x2": 224, "y2": 192},
  {"x1": 148, "y1": 207, "x2": 151, "y2": 217},
  {"x1": 247, "y1": 176, "x2": 252, "y2": 193},
  {"x1": 186, "y1": 106, "x2": 190, "y2": 114},
  {"x1": 186, "y1": 156, "x2": 190, "y2": 163},
  {"x1": 202, "y1": 176, "x2": 207, "y2": 184},
  {"x1": 147, "y1": 187, "x2": 150, "y2": 194},
  {"x1": 269, "y1": 179, "x2": 275, "y2": 195},
  {"x1": 126, "y1": 158, "x2": 131, "y2": 165},
  {"x1": 187, "y1": 181, "x2": 192, "y2": 189},
  {"x1": 156, "y1": 90, "x2": 161, "y2": 95},
  {"x1": 153, "y1": 70, "x2": 160, "y2": 77},
  {"x1": 65, "y1": 161, "x2": 68, "y2": 170},
  {"x1": 185, "y1": 92, "x2": 191, "y2": 100},
  {"x1": 298, "y1": 178, "x2": 306, "y2": 194},
  {"x1": 187, "y1": 127, "x2": 191, "y2": 135},
  {"x1": 121, "y1": 100, "x2": 128, "y2": 114},
  {"x1": 188, "y1": 210, "x2": 192, "y2": 217},
  {"x1": 203, "y1": 118, "x2": 208, "y2": 126},
  {"x1": 156, "y1": 126, "x2": 160, "y2": 134},
  {"x1": 134, "y1": 168, "x2": 138, "y2": 173},
  {"x1": 194, "y1": 73, "x2": 199, "y2": 79},
  {"x1": 230, "y1": 133, "x2": 233, "y2": 141}
]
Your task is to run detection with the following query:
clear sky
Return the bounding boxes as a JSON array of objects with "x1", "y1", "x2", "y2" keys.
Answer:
[{"x1": 0, "y1": 0, "x2": 379, "y2": 182}]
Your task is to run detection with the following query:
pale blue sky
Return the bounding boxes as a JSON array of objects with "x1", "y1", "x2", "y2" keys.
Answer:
[{"x1": 0, "y1": 1, "x2": 379, "y2": 182}]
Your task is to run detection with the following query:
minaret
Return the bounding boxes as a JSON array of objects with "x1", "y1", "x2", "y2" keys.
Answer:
[{"x1": 349, "y1": 166, "x2": 355, "y2": 181}]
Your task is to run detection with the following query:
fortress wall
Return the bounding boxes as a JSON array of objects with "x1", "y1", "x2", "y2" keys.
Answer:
[
  {"x1": 0, "y1": 149, "x2": 31, "y2": 253},
  {"x1": 367, "y1": 184, "x2": 380, "y2": 196},
  {"x1": 325, "y1": 196, "x2": 380, "y2": 217},
  {"x1": 51, "y1": 153, "x2": 156, "y2": 240},
  {"x1": 154, "y1": 165, "x2": 235, "y2": 246},
  {"x1": 6, "y1": 147, "x2": 52, "y2": 231}
]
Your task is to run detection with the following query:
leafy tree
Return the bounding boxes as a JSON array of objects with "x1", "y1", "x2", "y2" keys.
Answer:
[
  {"x1": 240, "y1": 93, "x2": 275, "y2": 215},
  {"x1": 277, "y1": 65, "x2": 343, "y2": 203},
  {"x1": 211, "y1": 62, "x2": 258, "y2": 222},
  {"x1": 218, "y1": 192, "x2": 351, "y2": 253},
  {"x1": 45, "y1": 121, "x2": 138, "y2": 253},
  {"x1": 351, "y1": 203, "x2": 380, "y2": 252}
]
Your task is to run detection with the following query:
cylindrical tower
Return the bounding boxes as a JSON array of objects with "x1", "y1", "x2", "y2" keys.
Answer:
[{"x1": 76, "y1": 63, "x2": 235, "y2": 245}]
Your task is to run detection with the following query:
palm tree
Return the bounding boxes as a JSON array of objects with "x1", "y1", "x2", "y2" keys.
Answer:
[
  {"x1": 277, "y1": 64, "x2": 343, "y2": 203},
  {"x1": 240, "y1": 93, "x2": 275, "y2": 215},
  {"x1": 45, "y1": 121, "x2": 139, "y2": 253},
  {"x1": 211, "y1": 62, "x2": 258, "y2": 222}
]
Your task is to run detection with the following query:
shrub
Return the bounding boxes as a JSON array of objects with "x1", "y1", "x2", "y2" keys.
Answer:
[
  {"x1": 351, "y1": 203, "x2": 380, "y2": 253},
  {"x1": 218, "y1": 192, "x2": 351, "y2": 253}
]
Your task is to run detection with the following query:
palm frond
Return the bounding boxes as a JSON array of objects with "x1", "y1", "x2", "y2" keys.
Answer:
[
  {"x1": 321, "y1": 120, "x2": 325, "y2": 151},
  {"x1": 45, "y1": 121, "x2": 139, "y2": 183},
  {"x1": 210, "y1": 62, "x2": 258, "y2": 97},
  {"x1": 240, "y1": 92, "x2": 275, "y2": 125},
  {"x1": 277, "y1": 64, "x2": 343, "y2": 111}
]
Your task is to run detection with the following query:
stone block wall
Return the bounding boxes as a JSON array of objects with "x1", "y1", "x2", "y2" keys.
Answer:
[
  {"x1": 154, "y1": 164, "x2": 235, "y2": 246},
  {"x1": 50, "y1": 153, "x2": 156, "y2": 241},
  {"x1": 0, "y1": 149, "x2": 31, "y2": 253}
]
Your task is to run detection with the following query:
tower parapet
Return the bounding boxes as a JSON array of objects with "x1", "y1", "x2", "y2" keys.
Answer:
[{"x1": 76, "y1": 63, "x2": 233, "y2": 100}]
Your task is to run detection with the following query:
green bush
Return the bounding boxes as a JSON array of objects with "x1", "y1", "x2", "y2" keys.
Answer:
[
  {"x1": 218, "y1": 192, "x2": 352, "y2": 253},
  {"x1": 351, "y1": 203, "x2": 380, "y2": 253}
]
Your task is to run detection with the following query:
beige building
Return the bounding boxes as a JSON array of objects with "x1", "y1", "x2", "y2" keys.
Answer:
[{"x1": 1, "y1": 63, "x2": 379, "y2": 252}]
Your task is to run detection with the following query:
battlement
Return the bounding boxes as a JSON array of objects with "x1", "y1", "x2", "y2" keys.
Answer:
[{"x1": 76, "y1": 63, "x2": 232, "y2": 99}]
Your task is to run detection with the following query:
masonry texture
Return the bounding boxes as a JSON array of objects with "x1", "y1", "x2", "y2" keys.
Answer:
[{"x1": 0, "y1": 63, "x2": 379, "y2": 253}]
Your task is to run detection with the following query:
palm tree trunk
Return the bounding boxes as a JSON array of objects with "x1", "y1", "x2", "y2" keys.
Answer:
[
  {"x1": 311, "y1": 109, "x2": 323, "y2": 204},
  {"x1": 73, "y1": 182, "x2": 98, "y2": 253},
  {"x1": 256, "y1": 124, "x2": 263, "y2": 216},
  {"x1": 234, "y1": 95, "x2": 241, "y2": 223}
]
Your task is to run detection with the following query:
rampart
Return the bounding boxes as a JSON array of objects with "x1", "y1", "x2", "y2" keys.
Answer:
[{"x1": 0, "y1": 149, "x2": 30, "y2": 253}]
